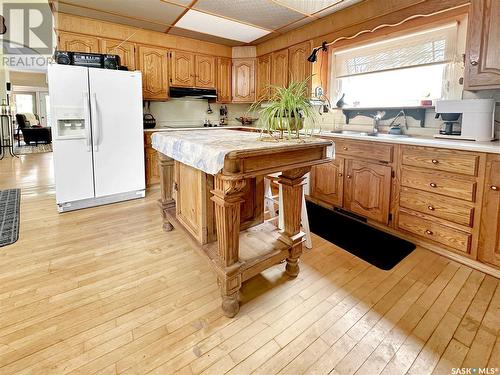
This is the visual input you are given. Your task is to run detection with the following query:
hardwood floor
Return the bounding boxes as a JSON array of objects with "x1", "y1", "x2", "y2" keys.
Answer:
[{"x1": 0, "y1": 152, "x2": 499, "y2": 374}]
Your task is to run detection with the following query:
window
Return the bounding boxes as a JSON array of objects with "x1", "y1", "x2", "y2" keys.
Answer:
[
  {"x1": 13, "y1": 92, "x2": 36, "y2": 114},
  {"x1": 331, "y1": 22, "x2": 464, "y2": 107}
]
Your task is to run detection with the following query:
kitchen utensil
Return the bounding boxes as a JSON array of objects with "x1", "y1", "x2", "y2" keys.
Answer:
[{"x1": 207, "y1": 103, "x2": 213, "y2": 114}]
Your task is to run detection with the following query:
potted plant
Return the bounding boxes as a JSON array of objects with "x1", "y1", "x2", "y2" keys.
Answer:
[{"x1": 250, "y1": 77, "x2": 316, "y2": 140}]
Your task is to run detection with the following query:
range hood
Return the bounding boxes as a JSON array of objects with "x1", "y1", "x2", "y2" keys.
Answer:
[{"x1": 169, "y1": 87, "x2": 217, "y2": 99}]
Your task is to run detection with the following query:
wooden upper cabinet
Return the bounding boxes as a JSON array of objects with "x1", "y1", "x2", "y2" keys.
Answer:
[
  {"x1": 100, "y1": 38, "x2": 136, "y2": 70},
  {"x1": 478, "y1": 155, "x2": 500, "y2": 268},
  {"x1": 271, "y1": 49, "x2": 288, "y2": 88},
  {"x1": 344, "y1": 159, "x2": 392, "y2": 224},
  {"x1": 216, "y1": 57, "x2": 232, "y2": 103},
  {"x1": 257, "y1": 54, "x2": 272, "y2": 100},
  {"x1": 195, "y1": 55, "x2": 216, "y2": 88},
  {"x1": 170, "y1": 50, "x2": 195, "y2": 87},
  {"x1": 288, "y1": 41, "x2": 312, "y2": 84},
  {"x1": 58, "y1": 32, "x2": 99, "y2": 53},
  {"x1": 232, "y1": 58, "x2": 256, "y2": 103},
  {"x1": 465, "y1": 0, "x2": 500, "y2": 89},
  {"x1": 310, "y1": 157, "x2": 344, "y2": 207},
  {"x1": 138, "y1": 46, "x2": 169, "y2": 100}
]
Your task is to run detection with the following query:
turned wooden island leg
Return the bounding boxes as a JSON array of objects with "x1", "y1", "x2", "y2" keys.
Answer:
[
  {"x1": 157, "y1": 152, "x2": 176, "y2": 232},
  {"x1": 211, "y1": 175, "x2": 246, "y2": 318},
  {"x1": 279, "y1": 167, "x2": 310, "y2": 277}
]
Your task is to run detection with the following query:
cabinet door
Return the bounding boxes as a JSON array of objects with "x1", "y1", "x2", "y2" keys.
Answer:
[
  {"x1": 257, "y1": 54, "x2": 272, "y2": 100},
  {"x1": 216, "y1": 57, "x2": 232, "y2": 103},
  {"x1": 288, "y1": 41, "x2": 312, "y2": 84},
  {"x1": 58, "y1": 32, "x2": 99, "y2": 53},
  {"x1": 232, "y1": 59, "x2": 256, "y2": 103},
  {"x1": 465, "y1": 0, "x2": 500, "y2": 89},
  {"x1": 479, "y1": 155, "x2": 500, "y2": 267},
  {"x1": 271, "y1": 49, "x2": 288, "y2": 88},
  {"x1": 100, "y1": 38, "x2": 136, "y2": 70},
  {"x1": 170, "y1": 50, "x2": 195, "y2": 87},
  {"x1": 344, "y1": 159, "x2": 392, "y2": 224},
  {"x1": 195, "y1": 55, "x2": 216, "y2": 88},
  {"x1": 310, "y1": 157, "x2": 344, "y2": 207},
  {"x1": 138, "y1": 46, "x2": 169, "y2": 100},
  {"x1": 145, "y1": 147, "x2": 160, "y2": 186}
]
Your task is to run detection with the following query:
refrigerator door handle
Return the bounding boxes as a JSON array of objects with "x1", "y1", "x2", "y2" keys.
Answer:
[
  {"x1": 83, "y1": 92, "x2": 91, "y2": 152},
  {"x1": 91, "y1": 93, "x2": 100, "y2": 151}
]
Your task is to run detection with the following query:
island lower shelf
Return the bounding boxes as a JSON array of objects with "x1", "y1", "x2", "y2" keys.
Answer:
[{"x1": 166, "y1": 206, "x2": 294, "y2": 282}]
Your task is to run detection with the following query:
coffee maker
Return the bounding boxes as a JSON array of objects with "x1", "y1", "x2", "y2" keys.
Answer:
[{"x1": 434, "y1": 99, "x2": 495, "y2": 141}]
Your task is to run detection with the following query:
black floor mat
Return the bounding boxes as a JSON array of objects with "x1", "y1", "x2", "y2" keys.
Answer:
[{"x1": 306, "y1": 201, "x2": 415, "y2": 270}]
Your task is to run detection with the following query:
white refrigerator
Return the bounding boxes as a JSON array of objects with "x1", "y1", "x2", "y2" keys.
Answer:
[{"x1": 48, "y1": 64, "x2": 145, "y2": 212}]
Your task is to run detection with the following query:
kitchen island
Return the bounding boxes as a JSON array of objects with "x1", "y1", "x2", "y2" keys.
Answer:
[{"x1": 152, "y1": 128, "x2": 332, "y2": 317}]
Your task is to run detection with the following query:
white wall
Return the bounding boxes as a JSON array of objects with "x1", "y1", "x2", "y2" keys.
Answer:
[{"x1": 148, "y1": 99, "x2": 255, "y2": 128}]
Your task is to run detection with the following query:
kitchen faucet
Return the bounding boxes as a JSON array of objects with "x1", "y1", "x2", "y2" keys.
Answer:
[{"x1": 371, "y1": 111, "x2": 385, "y2": 133}]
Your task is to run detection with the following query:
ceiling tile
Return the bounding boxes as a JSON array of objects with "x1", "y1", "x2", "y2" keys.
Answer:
[
  {"x1": 273, "y1": 0, "x2": 342, "y2": 15},
  {"x1": 162, "y1": 0, "x2": 194, "y2": 6},
  {"x1": 168, "y1": 27, "x2": 243, "y2": 46},
  {"x1": 274, "y1": 16, "x2": 312, "y2": 33},
  {"x1": 176, "y1": 10, "x2": 270, "y2": 43},
  {"x1": 61, "y1": 0, "x2": 184, "y2": 26},
  {"x1": 315, "y1": 0, "x2": 363, "y2": 17},
  {"x1": 56, "y1": 3, "x2": 169, "y2": 32},
  {"x1": 193, "y1": 0, "x2": 304, "y2": 30}
]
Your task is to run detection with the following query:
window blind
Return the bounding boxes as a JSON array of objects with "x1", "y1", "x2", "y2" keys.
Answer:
[{"x1": 333, "y1": 22, "x2": 459, "y2": 78}]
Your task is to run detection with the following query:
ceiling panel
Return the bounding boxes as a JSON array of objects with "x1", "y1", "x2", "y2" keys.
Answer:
[
  {"x1": 193, "y1": 0, "x2": 304, "y2": 30},
  {"x1": 176, "y1": 10, "x2": 270, "y2": 43},
  {"x1": 168, "y1": 27, "x2": 243, "y2": 46},
  {"x1": 273, "y1": 0, "x2": 343, "y2": 15},
  {"x1": 162, "y1": 0, "x2": 194, "y2": 6},
  {"x1": 61, "y1": 0, "x2": 184, "y2": 26},
  {"x1": 315, "y1": 0, "x2": 363, "y2": 18},
  {"x1": 56, "y1": 2, "x2": 169, "y2": 32}
]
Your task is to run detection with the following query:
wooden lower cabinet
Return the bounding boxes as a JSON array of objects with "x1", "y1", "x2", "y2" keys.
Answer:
[
  {"x1": 478, "y1": 154, "x2": 500, "y2": 267},
  {"x1": 344, "y1": 159, "x2": 392, "y2": 224},
  {"x1": 309, "y1": 140, "x2": 392, "y2": 225},
  {"x1": 310, "y1": 157, "x2": 344, "y2": 207},
  {"x1": 144, "y1": 133, "x2": 160, "y2": 187}
]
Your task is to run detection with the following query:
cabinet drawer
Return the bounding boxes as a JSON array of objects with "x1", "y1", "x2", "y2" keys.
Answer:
[
  {"x1": 335, "y1": 140, "x2": 393, "y2": 162},
  {"x1": 401, "y1": 166, "x2": 476, "y2": 202},
  {"x1": 400, "y1": 187, "x2": 474, "y2": 227},
  {"x1": 402, "y1": 146, "x2": 479, "y2": 176},
  {"x1": 398, "y1": 210, "x2": 472, "y2": 254}
]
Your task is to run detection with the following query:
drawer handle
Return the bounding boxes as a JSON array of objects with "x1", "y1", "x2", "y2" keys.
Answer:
[
  {"x1": 338, "y1": 173, "x2": 343, "y2": 177},
  {"x1": 491, "y1": 185, "x2": 498, "y2": 191},
  {"x1": 346, "y1": 175, "x2": 352, "y2": 179},
  {"x1": 470, "y1": 59, "x2": 479, "y2": 66},
  {"x1": 427, "y1": 205, "x2": 435, "y2": 211},
  {"x1": 425, "y1": 229, "x2": 433, "y2": 235},
  {"x1": 430, "y1": 182, "x2": 437, "y2": 188},
  {"x1": 431, "y1": 159, "x2": 439, "y2": 164},
  {"x1": 343, "y1": 146, "x2": 348, "y2": 151}
]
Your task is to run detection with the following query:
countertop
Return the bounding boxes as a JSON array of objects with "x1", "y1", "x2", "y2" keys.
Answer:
[
  {"x1": 315, "y1": 131, "x2": 500, "y2": 154},
  {"x1": 144, "y1": 126, "x2": 256, "y2": 132},
  {"x1": 144, "y1": 126, "x2": 500, "y2": 154}
]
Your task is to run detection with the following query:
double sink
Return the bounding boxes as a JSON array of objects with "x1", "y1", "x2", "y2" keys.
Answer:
[{"x1": 330, "y1": 130, "x2": 411, "y2": 139}]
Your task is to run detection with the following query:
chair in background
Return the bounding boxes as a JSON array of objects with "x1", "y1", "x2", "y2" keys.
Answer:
[
  {"x1": 264, "y1": 173, "x2": 312, "y2": 249},
  {"x1": 15, "y1": 113, "x2": 52, "y2": 146}
]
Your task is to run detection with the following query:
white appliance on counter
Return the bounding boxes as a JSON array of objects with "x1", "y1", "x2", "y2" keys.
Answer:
[
  {"x1": 434, "y1": 99, "x2": 496, "y2": 141},
  {"x1": 48, "y1": 64, "x2": 145, "y2": 212}
]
